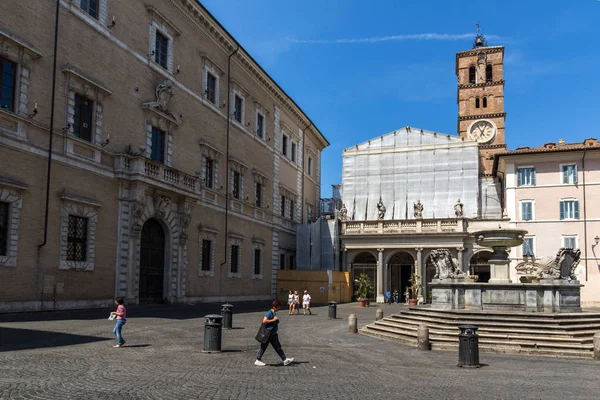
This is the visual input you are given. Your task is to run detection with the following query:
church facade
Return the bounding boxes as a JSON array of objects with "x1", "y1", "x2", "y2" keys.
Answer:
[{"x1": 340, "y1": 36, "x2": 507, "y2": 303}]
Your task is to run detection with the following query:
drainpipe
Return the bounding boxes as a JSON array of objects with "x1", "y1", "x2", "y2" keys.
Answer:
[
  {"x1": 39, "y1": 0, "x2": 60, "y2": 249},
  {"x1": 300, "y1": 122, "x2": 311, "y2": 223},
  {"x1": 221, "y1": 46, "x2": 238, "y2": 271},
  {"x1": 582, "y1": 149, "x2": 589, "y2": 281}
]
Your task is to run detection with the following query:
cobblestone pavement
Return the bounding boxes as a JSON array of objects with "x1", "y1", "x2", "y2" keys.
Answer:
[{"x1": 0, "y1": 302, "x2": 598, "y2": 400}]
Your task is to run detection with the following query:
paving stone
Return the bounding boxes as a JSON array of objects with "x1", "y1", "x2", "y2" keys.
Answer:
[{"x1": 0, "y1": 303, "x2": 598, "y2": 399}]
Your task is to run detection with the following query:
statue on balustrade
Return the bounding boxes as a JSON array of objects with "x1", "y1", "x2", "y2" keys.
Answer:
[
  {"x1": 377, "y1": 198, "x2": 386, "y2": 220},
  {"x1": 515, "y1": 248, "x2": 581, "y2": 281},
  {"x1": 413, "y1": 200, "x2": 423, "y2": 219},
  {"x1": 454, "y1": 199, "x2": 464, "y2": 218},
  {"x1": 430, "y1": 248, "x2": 465, "y2": 280},
  {"x1": 338, "y1": 203, "x2": 348, "y2": 221}
]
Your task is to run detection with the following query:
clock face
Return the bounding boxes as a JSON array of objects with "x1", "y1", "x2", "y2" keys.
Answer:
[{"x1": 468, "y1": 120, "x2": 496, "y2": 143}]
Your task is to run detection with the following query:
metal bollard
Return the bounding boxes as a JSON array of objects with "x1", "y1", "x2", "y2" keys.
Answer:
[
  {"x1": 221, "y1": 303, "x2": 233, "y2": 329},
  {"x1": 594, "y1": 332, "x2": 600, "y2": 360},
  {"x1": 376, "y1": 309, "x2": 383, "y2": 321},
  {"x1": 417, "y1": 324, "x2": 430, "y2": 351},
  {"x1": 203, "y1": 314, "x2": 223, "y2": 353},
  {"x1": 328, "y1": 301, "x2": 338, "y2": 319},
  {"x1": 349, "y1": 314, "x2": 357, "y2": 334},
  {"x1": 457, "y1": 325, "x2": 480, "y2": 368}
]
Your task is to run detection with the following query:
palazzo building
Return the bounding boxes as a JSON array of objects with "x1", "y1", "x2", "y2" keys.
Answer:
[{"x1": 0, "y1": 0, "x2": 328, "y2": 312}]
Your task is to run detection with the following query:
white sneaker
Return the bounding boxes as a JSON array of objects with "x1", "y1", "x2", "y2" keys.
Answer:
[
  {"x1": 254, "y1": 360, "x2": 266, "y2": 366},
  {"x1": 283, "y1": 358, "x2": 294, "y2": 366}
]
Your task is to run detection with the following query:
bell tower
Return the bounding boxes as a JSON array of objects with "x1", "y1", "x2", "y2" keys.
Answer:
[{"x1": 456, "y1": 26, "x2": 506, "y2": 174}]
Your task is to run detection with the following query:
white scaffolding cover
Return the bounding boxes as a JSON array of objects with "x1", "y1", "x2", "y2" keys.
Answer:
[{"x1": 342, "y1": 127, "x2": 480, "y2": 220}]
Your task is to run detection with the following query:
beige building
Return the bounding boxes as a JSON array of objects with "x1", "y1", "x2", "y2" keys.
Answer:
[
  {"x1": 0, "y1": 0, "x2": 328, "y2": 311},
  {"x1": 496, "y1": 140, "x2": 600, "y2": 305}
]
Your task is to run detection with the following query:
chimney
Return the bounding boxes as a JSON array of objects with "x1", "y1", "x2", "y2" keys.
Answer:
[{"x1": 558, "y1": 139, "x2": 566, "y2": 145}]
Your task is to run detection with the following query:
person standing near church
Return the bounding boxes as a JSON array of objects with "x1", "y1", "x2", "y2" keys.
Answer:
[{"x1": 302, "y1": 290, "x2": 312, "y2": 315}]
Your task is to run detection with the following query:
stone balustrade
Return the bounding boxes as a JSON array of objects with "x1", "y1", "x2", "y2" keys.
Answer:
[
  {"x1": 342, "y1": 219, "x2": 466, "y2": 235},
  {"x1": 115, "y1": 155, "x2": 202, "y2": 195}
]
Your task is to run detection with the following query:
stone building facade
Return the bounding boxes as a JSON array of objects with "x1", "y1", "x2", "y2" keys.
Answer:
[
  {"x1": 495, "y1": 140, "x2": 600, "y2": 305},
  {"x1": 0, "y1": 0, "x2": 328, "y2": 311}
]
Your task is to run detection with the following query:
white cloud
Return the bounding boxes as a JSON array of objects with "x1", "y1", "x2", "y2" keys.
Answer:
[{"x1": 287, "y1": 33, "x2": 501, "y2": 44}]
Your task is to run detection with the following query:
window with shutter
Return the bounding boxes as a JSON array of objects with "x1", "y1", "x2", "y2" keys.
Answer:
[
  {"x1": 0, "y1": 57, "x2": 16, "y2": 112},
  {"x1": 230, "y1": 245, "x2": 239, "y2": 273},
  {"x1": 561, "y1": 164, "x2": 577, "y2": 184},
  {"x1": 150, "y1": 127, "x2": 166, "y2": 163},
  {"x1": 254, "y1": 248, "x2": 261, "y2": 275},
  {"x1": 522, "y1": 237, "x2": 535, "y2": 257},
  {"x1": 560, "y1": 200, "x2": 579, "y2": 220},
  {"x1": 521, "y1": 201, "x2": 533, "y2": 221},
  {"x1": 563, "y1": 236, "x2": 577, "y2": 249},
  {"x1": 201, "y1": 240, "x2": 212, "y2": 271},
  {"x1": 74, "y1": 94, "x2": 94, "y2": 142},
  {"x1": 232, "y1": 171, "x2": 240, "y2": 199},
  {"x1": 517, "y1": 168, "x2": 536, "y2": 187}
]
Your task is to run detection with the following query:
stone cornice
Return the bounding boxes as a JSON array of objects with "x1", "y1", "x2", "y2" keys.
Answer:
[
  {"x1": 61, "y1": 65, "x2": 112, "y2": 95},
  {"x1": 458, "y1": 80, "x2": 505, "y2": 89},
  {"x1": 169, "y1": 0, "x2": 329, "y2": 149},
  {"x1": 147, "y1": 6, "x2": 182, "y2": 36},
  {"x1": 0, "y1": 27, "x2": 43, "y2": 58},
  {"x1": 456, "y1": 46, "x2": 504, "y2": 58},
  {"x1": 459, "y1": 112, "x2": 506, "y2": 121}
]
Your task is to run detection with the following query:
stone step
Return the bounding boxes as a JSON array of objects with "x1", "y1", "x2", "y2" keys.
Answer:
[
  {"x1": 360, "y1": 327, "x2": 594, "y2": 358},
  {"x1": 390, "y1": 313, "x2": 600, "y2": 330},
  {"x1": 406, "y1": 308, "x2": 600, "y2": 322},
  {"x1": 364, "y1": 323, "x2": 594, "y2": 350},
  {"x1": 378, "y1": 317, "x2": 600, "y2": 338}
]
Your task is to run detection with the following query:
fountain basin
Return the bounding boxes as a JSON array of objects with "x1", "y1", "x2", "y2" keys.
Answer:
[
  {"x1": 430, "y1": 281, "x2": 582, "y2": 313},
  {"x1": 473, "y1": 229, "x2": 528, "y2": 248}
]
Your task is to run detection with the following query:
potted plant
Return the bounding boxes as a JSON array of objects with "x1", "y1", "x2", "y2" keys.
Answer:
[
  {"x1": 354, "y1": 273, "x2": 373, "y2": 307},
  {"x1": 408, "y1": 273, "x2": 421, "y2": 307}
]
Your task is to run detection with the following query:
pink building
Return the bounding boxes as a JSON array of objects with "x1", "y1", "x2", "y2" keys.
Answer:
[{"x1": 495, "y1": 139, "x2": 600, "y2": 305}]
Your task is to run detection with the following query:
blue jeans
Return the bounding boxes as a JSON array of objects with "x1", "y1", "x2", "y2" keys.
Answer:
[{"x1": 113, "y1": 320, "x2": 126, "y2": 345}]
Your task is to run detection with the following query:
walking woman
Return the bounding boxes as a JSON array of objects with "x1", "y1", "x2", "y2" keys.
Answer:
[
  {"x1": 255, "y1": 300, "x2": 294, "y2": 366},
  {"x1": 288, "y1": 290, "x2": 294, "y2": 315}
]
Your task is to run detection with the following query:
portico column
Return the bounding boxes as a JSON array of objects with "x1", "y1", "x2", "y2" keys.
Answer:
[
  {"x1": 457, "y1": 247, "x2": 465, "y2": 273},
  {"x1": 377, "y1": 248, "x2": 385, "y2": 303},
  {"x1": 416, "y1": 247, "x2": 424, "y2": 303}
]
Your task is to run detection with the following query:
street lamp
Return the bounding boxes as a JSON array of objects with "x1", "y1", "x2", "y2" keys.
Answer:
[{"x1": 593, "y1": 236, "x2": 600, "y2": 250}]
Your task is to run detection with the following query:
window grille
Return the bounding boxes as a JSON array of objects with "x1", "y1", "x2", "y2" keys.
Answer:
[{"x1": 67, "y1": 215, "x2": 88, "y2": 262}]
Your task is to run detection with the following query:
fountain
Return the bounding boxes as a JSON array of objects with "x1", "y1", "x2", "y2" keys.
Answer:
[{"x1": 429, "y1": 228, "x2": 583, "y2": 313}]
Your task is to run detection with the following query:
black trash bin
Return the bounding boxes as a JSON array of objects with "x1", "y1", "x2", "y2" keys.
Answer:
[
  {"x1": 221, "y1": 303, "x2": 233, "y2": 329},
  {"x1": 457, "y1": 325, "x2": 480, "y2": 368},
  {"x1": 328, "y1": 301, "x2": 337, "y2": 319},
  {"x1": 203, "y1": 314, "x2": 223, "y2": 352}
]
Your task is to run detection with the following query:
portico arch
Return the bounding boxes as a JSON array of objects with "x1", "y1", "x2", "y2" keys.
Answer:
[
  {"x1": 469, "y1": 250, "x2": 492, "y2": 283},
  {"x1": 386, "y1": 251, "x2": 415, "y2": 297},
  {"x1": 350, "y1": 251, "x2": 377, "y2": 301}
]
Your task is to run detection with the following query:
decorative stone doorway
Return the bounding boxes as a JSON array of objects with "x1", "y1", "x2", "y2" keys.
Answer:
[
  {"x1": 470, "y1": 251, "x2": 492, "y2": 283},
  {"x1": 139, "y1": 218, "x2": 166, "y2": 302},
  {"x1": 388, "y1": 252, "x2": 414, "y2": 297}
]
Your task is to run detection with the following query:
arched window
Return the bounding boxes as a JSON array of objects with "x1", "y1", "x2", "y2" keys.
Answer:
[
  {"x1": 475, "y1": 97, "x2": 480, "y2": 108},
  {"x1": 486, "y1": 64, "x2": 493, "y2": 83},
  {"x1": 469, "y1": 66, "x2": 476, "y2": 84},
  {"x1": 483, "y1": 97, "x2": 487, "y2": 108}
]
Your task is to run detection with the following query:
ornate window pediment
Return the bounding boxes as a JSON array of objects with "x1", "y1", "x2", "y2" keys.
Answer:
[{"x1": 142, "y1": 80, "x2": 181, "y2": 127}]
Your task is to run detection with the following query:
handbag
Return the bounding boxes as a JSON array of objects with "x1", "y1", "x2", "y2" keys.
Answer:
[{"x1": 255, "y1": 323, "x2": 272, "y2": 344}]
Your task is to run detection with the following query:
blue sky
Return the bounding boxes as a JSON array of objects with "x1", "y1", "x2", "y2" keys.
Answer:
[{"x1": 201, "y1": 0, "x2": 600, "y2": 197}]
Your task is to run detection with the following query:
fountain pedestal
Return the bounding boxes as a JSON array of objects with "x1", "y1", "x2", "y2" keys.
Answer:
[{"x1": 488, "y1": 247, "x2": 512, "y2": 284}]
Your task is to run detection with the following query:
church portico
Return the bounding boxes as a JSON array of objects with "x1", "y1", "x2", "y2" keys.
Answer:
[{"x1": 343, "y1": 218, "x2": 470, "y2": 303}]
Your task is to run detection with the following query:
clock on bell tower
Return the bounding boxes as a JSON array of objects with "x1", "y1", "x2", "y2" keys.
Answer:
[{"x1": 456, "y1": 28, "x2": 506, "y2": 174}]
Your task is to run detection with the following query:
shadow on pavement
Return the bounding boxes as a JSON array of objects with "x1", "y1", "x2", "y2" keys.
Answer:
[
  {"x1": 0, "y1": 301, "x2": 277, "y2": 323},
  {"x1": 0, "y1": 327, "x2": 110, "y2": 352}
]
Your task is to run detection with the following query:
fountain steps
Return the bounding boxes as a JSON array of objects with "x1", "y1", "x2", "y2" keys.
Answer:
[
  {"x1": 389, "y1": 313, "x2": 600, "y2": 331},
  {"x1": 360, "y1": 328, "x2": 593, "y2": 359},
  {"x1": 372, "y1": 320, "x2": 595, "y2": 342},
  {"x1": 360, "y1": 308, "x2": 599, "y2": 358}
]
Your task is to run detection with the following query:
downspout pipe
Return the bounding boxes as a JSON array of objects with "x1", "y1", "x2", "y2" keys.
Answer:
[
  {"x1": 39, "y1": 0, "x2": 61, "y2": 249},
  {"x1": 221, "y1": 46, "x2": 238, "y2": 266},
  {"x1": 582, "y1": 149, "x2": 589, "y2": 281},
  {"x1": 300, "y1": 122, "x2": 311, "y2": 223}
]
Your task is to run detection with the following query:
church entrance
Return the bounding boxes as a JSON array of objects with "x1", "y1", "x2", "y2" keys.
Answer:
[
  {"x1": 139, "y1": 218, "x2": 166, "y2": 302},
  {"x1": 388, "y1": 252, "x2": 414, "y2": 300}
]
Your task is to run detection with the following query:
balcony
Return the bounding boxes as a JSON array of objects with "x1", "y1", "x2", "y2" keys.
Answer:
[
  {"x1": 342, "y1": 219, "x2": 467, "y2": 235},
  {"x1": 115, "y1": 155, "x2": 202, "y2": 195}
]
